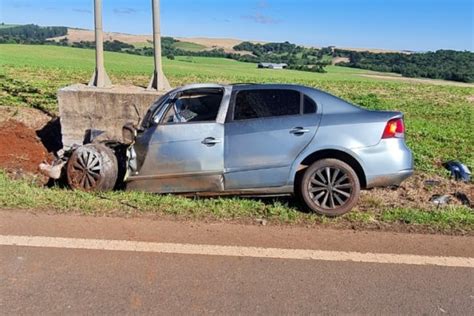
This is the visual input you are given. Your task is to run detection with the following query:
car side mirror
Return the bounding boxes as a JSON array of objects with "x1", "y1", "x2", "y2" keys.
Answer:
[{"x1": 122, "y1": 122, "x2": 138, "y2": 145}]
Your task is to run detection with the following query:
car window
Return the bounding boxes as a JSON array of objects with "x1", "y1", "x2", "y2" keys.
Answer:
[
  {"x1": 234, "y1": 89, "x2": 301, "y2": 121},
  {"x1": 303, "y1": 95, "x2": 317, "y2": 114},
  {"x1": 162, "y1": 90, "x2": 223, "y2": 124}
]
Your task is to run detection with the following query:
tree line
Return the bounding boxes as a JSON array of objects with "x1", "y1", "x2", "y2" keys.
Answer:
[
  {"x1": 335, "y1": 49, "x2": 474, "y2": 83},
  {"x1": 233, "y1": 41, "x2": 331, "y2": 72},
  {"x1": 0, "y1": 24, "x2": 67, "y2": 44}
]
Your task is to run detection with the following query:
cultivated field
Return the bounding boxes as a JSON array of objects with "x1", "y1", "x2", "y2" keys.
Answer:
[{"x1": 0, "y1": 44, "x2": 473, "y2": 233}]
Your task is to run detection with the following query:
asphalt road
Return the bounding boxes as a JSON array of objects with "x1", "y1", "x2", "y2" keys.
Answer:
[{"x1": 1, "y1": 210, "x2": 473, "y2": 315}]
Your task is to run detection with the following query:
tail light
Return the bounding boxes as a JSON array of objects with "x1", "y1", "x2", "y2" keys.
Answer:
[{"x1": 382, "y1": 118, "x2": 405, "y2": 139}]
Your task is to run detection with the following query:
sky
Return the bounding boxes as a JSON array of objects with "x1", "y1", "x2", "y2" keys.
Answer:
[{"x1": 1, "y1": 0, "x2": 473, "y2": 51}]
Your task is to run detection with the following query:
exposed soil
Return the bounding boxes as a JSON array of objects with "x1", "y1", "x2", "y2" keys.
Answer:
[
  {"x1": 50, "y1": 28, "x2": 153, "y2": 44},
  {"x1": 0, "y1": 120, "x2": 52, "y2": 174},
  {"x1": 0, "y1": 106, "x2": 51, "y2": 130},
  {"x1": 360, "y1": 173, "x2": 473, "y2": 209}
]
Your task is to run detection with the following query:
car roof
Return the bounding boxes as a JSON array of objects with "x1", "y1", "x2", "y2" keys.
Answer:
[
  {"x1": 175, "y1": 83, "x2": 330, "y2": 103},
  {"x1": 177, "y1": 83, "x2": 315, "y2": 91}
]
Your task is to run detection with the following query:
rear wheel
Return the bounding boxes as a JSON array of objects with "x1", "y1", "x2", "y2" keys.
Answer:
[
  {"x1": 66, "y1": 143, "x2": 118, "y2": 192},
  {"x1": 300, "y1": 159, "x2": 360, "y2": 216}
]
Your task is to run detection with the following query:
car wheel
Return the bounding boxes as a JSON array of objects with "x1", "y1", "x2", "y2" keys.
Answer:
[
  {"x1": 300, "y1": 159, "x2": 360, "y2": 216},
  {"x1": 66, "y1": 143, "x2": 118, "y2": 192}
]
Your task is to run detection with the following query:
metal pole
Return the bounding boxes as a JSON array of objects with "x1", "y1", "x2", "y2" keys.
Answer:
[
  {"x1": 147, "y1": 0, "x2": 171, "y2": 91},
  {"x1": 89, "y1": 0, "x2": 111, "y2": 88}
]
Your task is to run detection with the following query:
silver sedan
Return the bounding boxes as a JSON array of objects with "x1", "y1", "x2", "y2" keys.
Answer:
[{"x1": 66, "y1": 84, "x2": 414, "y2": 216}]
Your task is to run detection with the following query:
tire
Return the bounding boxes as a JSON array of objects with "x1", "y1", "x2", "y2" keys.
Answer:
[
  {"x1": 299, "y1": 159, "x2": 360, "y2": 217},
  {"x1": 66, "y1": 143, "x2": 118, "y2": 192}
]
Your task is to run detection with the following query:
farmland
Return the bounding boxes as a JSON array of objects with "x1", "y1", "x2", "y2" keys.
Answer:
[
  {"x1": 0, "y1": 44, "x2": 473, "y2": 233},
  {"x1": 1, "y1": 44, "x2": 472, "y2": 172}
]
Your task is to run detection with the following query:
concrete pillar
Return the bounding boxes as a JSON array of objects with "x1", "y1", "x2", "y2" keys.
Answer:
[
  {"x1": 89, "y1": 0, "x2": 112, "y2": 88},
  {"x1": 147, "y1": 0, "x2": 171, "y2": 91}
]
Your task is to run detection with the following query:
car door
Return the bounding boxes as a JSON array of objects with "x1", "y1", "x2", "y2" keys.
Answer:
[
  {"x1": 224, "y1": 87, "x2": 320, "y2": 189},
  {"x1": 127, "y1": 87, "x2": 230, "y2": 193}
]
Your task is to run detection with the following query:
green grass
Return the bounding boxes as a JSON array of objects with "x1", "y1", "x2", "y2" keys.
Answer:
[
  {"x1": 0, "y1": 44, "x2": 472, "y2": 233},
  {"x1": 134, "y1": 40, "x2": 206, "y2": 51},
  {"x1": 1, "y1": 44, "x2": 472, "y2": 173},
  {"x1": 173, "y1": 41, "x2": 207, "y2": 52},
  {"x1": 1, "y1": 171, "x2": 472, "y2": 233},
  {"x1": 133, "y1": 42, "x2": 153, "y2": 48}
]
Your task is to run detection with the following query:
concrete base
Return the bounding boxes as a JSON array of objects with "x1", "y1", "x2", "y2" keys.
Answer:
[{"x1": 58, "y1": 84, "x2": 166, "y2": 148}]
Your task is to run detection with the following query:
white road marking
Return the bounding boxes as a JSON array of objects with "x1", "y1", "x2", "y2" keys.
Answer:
[{"x1": 1, "y1": 235, "x2": 473, "y2": 268}]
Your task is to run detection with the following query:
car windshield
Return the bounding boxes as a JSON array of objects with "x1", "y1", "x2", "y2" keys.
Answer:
[
  {"x1": 162, "y1": 89, "x2": 224, "y2": 124},
  {"x1": 142, "y1": 93, "x2": 172, "y2": 128}
]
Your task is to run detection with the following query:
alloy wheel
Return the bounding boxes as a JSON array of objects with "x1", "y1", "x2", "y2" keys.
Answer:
[{"x1": 307, "y1": 166, "x2": 353, "y2": 210}]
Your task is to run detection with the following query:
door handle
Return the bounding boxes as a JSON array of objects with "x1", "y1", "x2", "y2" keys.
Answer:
[
  {"x1": 202, "y1": 137, "x2": 222, "y2": 146},
  {"x1": 290, "y1": 127, "x2": 310, "y2": 135}
]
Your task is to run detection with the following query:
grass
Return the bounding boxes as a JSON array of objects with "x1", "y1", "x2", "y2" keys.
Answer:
[
  {"x1": 1, "y1": 44, "x2": 472, "y2": 173},
  {"x1": 134, "y1": 40, "x2": 206, "y2": 51},
  {"x1": 1, "y1": 171, "x2": 472, "y2": 234},
  {"x1": 173, "y1": 41, "x2": 207, "y2": 52},
  {"x1": 0, "y1": 44, "x2": 473, "y2": 234},
  {"x1": 133, "y1": 42, "x2": 153, "y2": 48}
]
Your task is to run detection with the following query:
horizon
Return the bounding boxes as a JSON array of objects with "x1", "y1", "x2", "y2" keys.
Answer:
[{"x1": 0, "y1": 0, "x2": 473, "y2": 52}]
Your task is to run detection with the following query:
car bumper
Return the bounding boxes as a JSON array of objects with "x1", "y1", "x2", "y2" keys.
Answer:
[
  {"x1": 365, "y1": 169, "x2": 414, "y2": 188},
  {"x1": 352, "y1": 138, "x2": 414, "y2": 188}
]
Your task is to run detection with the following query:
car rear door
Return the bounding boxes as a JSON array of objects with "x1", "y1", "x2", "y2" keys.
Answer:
[{"x1": 224, "y1": 87, "x2": 320, "y2": 189}]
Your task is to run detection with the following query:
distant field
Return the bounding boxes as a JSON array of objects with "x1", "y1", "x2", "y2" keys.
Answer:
[
  {"x1": 0, "y1": 44, "x2": 374, "y2": 82},
  {"x1": 50, "y1": 28, "x2": 250, "y2": 54},
  {"x1": 133, "y1": 42, "x2": 152, "y2": 49},
  {"x1": 50, "y1": 28, "x2": 152, "y2": 44},
  {"x1": 0, "y1": 44, "x2": 473, "y2": 173},
  {"x1": 49, "y1": 28, "x2": 407, "y2": 54},
  {"x1": 0, "y1": 24, "x2": 16, "y2": 29},
  {"x1": 173, "y1": 41, "x2": 207, "y2": 52}
]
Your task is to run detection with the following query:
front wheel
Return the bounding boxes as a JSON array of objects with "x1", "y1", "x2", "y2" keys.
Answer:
[
  {"x1": 299, "y1": 159, "x2": 360, "y2": 216},
  {"x1": 66, "y1": 143, "x2": 118, "y2": 192}
]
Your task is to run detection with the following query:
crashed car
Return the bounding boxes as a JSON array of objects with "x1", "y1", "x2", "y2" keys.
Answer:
[{"x1": 62, "y1": 83, "x2": 414, "y2": 216}]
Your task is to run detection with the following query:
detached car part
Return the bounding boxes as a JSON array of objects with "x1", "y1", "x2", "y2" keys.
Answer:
[
  {"x1": 443, "y1": 161, "x2": 471, "y2": 182},
  {"x1": 66, "y1": 143, "x2": 118, "y2": 191}
]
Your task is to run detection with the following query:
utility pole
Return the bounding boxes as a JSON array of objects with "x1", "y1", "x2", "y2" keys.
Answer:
[
  {"x1": 89, "y1": 0, "x2": 112, "y2": 88},
  {"x1": 147, "y1": 0, "x2": 171, "y2": 91}
]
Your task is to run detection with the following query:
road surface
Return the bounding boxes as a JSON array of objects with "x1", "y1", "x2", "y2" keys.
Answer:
[{"x1": 1, "y1": 210, "x2": 473, "y2": 314}]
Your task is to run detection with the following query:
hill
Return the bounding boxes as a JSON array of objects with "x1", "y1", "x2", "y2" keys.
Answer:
[
  {"x1": 50, "y1": 28, "x2": 261, "y2": 54},
  {"x1": 50, "y1": 27, "x2": 406, "y2": 55}
]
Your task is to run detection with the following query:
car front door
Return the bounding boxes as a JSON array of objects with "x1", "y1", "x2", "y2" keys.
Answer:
[
  {"x1": 224, "y1": 87, "x2": 320, "y2": 189},
  {"x1": 127, "y1": 87, "x2": 230, "y2": 193}
]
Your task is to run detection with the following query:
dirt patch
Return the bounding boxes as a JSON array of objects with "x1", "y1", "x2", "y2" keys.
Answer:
[
  {"x1": 360, "y1": 173, "x2": 473, "y2": 210},
  {"x1": 332, "y1": 57, "x2": 350, "y2": 65},
  {"x1": 0, "y1": 120, "x2": 51, "y2": 174},
  {"x1": 50, "y1": 28, "x2": 153, "y2": 44},
  {"x1": 0, "y1": 106, "x2": 51, "y2": 130},
  {"x1": 339, "y1": 47, "x2": 410, "y2": 54}
]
